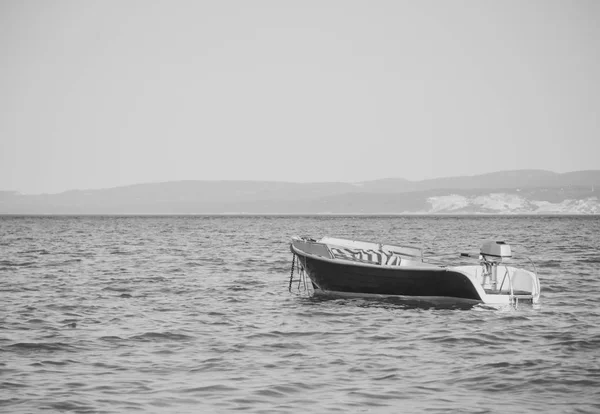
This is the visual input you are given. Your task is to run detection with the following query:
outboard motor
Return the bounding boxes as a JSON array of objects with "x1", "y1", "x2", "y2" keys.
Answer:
[{"x1": 480, "y1": 241, "x2": 511, "y2": 291}]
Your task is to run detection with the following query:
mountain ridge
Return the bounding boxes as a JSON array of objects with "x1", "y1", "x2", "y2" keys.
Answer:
[{"x1": 1, "y1": 170, "x2": 599, "y2": 215}]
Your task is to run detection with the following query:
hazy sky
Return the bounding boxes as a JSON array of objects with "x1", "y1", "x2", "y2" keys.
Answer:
[{"x1": 2, "y1": 1, "x2": 599, "y2": 194}]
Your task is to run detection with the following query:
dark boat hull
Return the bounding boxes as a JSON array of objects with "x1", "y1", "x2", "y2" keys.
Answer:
[{"x1": 295, "y1": 252, "x2": 483, "y2": 302}]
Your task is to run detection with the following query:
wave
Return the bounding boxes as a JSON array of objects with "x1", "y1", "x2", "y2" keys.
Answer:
[
  {"x1": 47, "y1": 359, "x2": 78, "y2": 365},
  {"x1": 102, "y1": 286, "x2": 133, "y2": 293},
  {"x1": 98, "y1": 336, "x2": 125, "y2": 342},
  {"x1": 45, "y1": 258, "x2": 83, "y2": 267},
  {"x1": 6, "y1": 342, "x2": 76, "y2": 352},
  {"x1": 43, "y1": 400, "x2": 97, "y2": 413},
  {"x1": 129, "y1": 332, "x2": 194, "y2": 342},
  {"x1": 181, "y1": 384, "x2": 238, "y2": 393},
  {"x1": 0, "y1": 260, "x2": 37, "y2": 268},
  {"x1": 19, "y1": 249, "x2": 51, "y2": 255},
  {"x1": 0, "y1": 381, "x2": 28, "y2": 388}
]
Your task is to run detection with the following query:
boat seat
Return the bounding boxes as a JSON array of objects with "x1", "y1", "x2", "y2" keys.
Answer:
[{"x1": 330, "y1": 247, "x2": 402, "y2": 266}]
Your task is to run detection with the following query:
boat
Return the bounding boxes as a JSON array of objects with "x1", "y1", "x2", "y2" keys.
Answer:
[{"x1": 289, "y1": 236, "x2": 541, "y2": 306}]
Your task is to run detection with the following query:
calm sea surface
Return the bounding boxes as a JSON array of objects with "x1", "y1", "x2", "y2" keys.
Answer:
[{"x1": 1, "y1": 215, "x2": 599, "y2": 413}]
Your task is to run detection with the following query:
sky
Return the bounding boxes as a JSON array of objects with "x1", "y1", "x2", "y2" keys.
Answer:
[{"x1": 1, "y1": 0, "x2": 599, "y2": 194}]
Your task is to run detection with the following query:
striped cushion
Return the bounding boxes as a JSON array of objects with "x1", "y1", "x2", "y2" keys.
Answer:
[{"x1": 330, "y1": 247, "x2": 402, "y2": 266}]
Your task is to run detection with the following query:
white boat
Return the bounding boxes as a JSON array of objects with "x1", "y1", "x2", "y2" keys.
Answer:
[{"x1": 290, "y1": 236, "x2": 541, "y2": 306}]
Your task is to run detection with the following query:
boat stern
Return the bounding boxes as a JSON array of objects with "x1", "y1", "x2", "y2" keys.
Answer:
[{"x1": 451, "y1": 264, "x2": 541, "y2": 305}]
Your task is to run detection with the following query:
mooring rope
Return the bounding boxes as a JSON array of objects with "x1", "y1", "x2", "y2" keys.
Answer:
[{"x1": 288, "y1": 253, "x2": 296, "y2": 293}]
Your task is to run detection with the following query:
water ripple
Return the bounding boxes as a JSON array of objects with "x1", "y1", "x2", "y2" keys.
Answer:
[{"x1": 0, "y1": 215, "x2": 598, "y2": 413}]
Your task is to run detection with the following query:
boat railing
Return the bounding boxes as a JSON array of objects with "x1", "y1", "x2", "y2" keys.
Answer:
[
  {"x1": 424, "y1": 251, "x2": 538, "y2": 280},
  {"x1": 424, "y1": 250, "x2": 533, "y2": 264},
  {"x1": 524, "y1": 256, "x2": 540, "y2": 294},
  {"x1": 422, "y1": 252, "x2": 470, "y2": 265},
  {"x1": 496, "y1": 265, "x2": 515, "y2": 299}
]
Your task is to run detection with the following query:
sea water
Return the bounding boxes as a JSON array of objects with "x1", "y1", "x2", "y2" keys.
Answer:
[{"x1": 1, "y1": 215, "x2": 599, "y2": 413}]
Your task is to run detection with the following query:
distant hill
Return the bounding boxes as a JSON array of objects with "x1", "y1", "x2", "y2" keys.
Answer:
[{"x1": 1, "y1": 170, "x2": 599, "y2": 215}]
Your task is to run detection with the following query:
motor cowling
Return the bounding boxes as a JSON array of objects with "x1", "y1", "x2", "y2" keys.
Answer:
[{"x1": 480, "y1": 241, "x2": 511, "y2": 263}]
